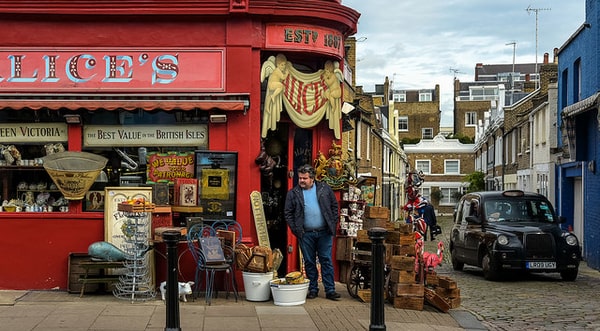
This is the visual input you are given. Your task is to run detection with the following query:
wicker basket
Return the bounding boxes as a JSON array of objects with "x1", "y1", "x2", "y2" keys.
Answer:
[{"x1": 42, "y1": 152, "x2": 108, "y2": 200}]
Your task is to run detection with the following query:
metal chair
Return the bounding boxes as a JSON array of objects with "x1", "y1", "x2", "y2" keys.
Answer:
[
  {"x1": 212, "y1": 219, "x2": 243, "y2": 244},
  {"x1": 186, "y1": 223, "x2": 239, "y2": 305}
]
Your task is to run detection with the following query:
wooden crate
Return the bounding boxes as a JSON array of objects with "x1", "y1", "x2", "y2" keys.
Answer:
[
  {"x1": 392, "y1": 295, "x2": 424, "y2": 310},
  {"x1": 435, "y1": 287, "x2": 460, "y2": 298},
  {"x1": 363, "y1": 217, "x2": 387, "y2": 230},
  {"x1": 396, "y1": 223, "x2": 413, "y2": 234},
  {"x1": 336, "y1": 237, "x2": 355, "y2": 261},
  {"x1": 385, "y1": 221, "x2": 396, "y2": 231},
  {"x1": 385, "y1": 231, "x2": 414, "y2": 245},
  {"x1": 438, "y1": 276, "x2": 458, "y2": 289},
  {"x1": 68, "y1": 253, "x2": 100, "y2": 294},
  {"x1": 397, "y1": 244, "x2": 415, "y2": 256},
  {"x1": 338, "y1": 261, "x2": 352, "y2": 283},
  {"x1": 448, "y1": 296, "x2": 461, "y2": 308},
  {"x1": 391, "y1": 283, "x2": 424, "y2": 296},
  {"x1": 384, "y1": 231, "x2": 400, "y2": 244},
  {"x1": 390, "y1": 255, "x2": 415, "y2": 271},
  {"x1": 389, "y1": 269, "x2": 416, "y2": 284},
  {"x1": 425, "y1": 272, "x2": 439, "y2": 287},
  {"x1": 356, "y1": 230, "x2": 370, "y2": 243},
  {"x1": 424, "y1": 288, "x2": 451, "y2": 313},
  {"x1": 365, "y1": 206, "x2": 390, "y2": 219},
  {"x1": 358, "y1": 289, "x2": 371, "y2": 303}
]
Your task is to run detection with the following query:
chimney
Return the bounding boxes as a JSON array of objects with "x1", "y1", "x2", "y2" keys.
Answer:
[
  {"x1": 543, "y1": 53, "x2": 549, "y2": 64},
  {"x1": 553, "y1": 48, "x2": 559, "y2": 64}
]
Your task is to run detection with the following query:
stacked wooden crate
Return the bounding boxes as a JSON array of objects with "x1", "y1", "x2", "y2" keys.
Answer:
[
  {"x1": 386, "y1": 224, "x2": 424, "y2": 310},
  {"x1": 424, "y1": 274, "x2": 461, "y2": 312},
  {"x1": 363, "y1": 206, "x2": 390, "y2": 230}
]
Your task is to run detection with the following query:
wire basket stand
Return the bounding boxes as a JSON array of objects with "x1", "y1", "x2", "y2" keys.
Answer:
[{"x1": 113, "y1": 208, "x2": 156, "y2": 302}]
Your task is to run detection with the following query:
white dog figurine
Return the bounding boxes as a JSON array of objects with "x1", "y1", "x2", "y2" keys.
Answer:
[{"x1": 160, "y1": 281, "x2": 194, "y2": 302}]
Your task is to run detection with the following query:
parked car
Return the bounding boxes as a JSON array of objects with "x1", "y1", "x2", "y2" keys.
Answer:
[{"x1": 450, "y1": 190, "x2": 581, "y2": 281}]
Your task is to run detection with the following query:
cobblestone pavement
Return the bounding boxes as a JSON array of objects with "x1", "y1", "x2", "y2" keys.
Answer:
[
  {"x1": 430, "y1": 217, "x2": 600, "y2": 331},
  {"x1": 436, "y1": 263, "x2": 600, "y2": 331}
]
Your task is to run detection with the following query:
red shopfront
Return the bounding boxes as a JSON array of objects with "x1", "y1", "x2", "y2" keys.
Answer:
[{"x1": 0, "y1": 0, "x2": 359, "y2": 290}]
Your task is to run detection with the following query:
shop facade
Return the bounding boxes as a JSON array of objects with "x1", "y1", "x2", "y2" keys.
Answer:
[{"x1": 0, "y1": 0, "x2": 359, "y2": 290}]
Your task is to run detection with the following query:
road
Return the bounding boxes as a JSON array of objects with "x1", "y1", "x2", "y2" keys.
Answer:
[{"x1": 428, "y1": 216, "x2": 600, "y2": 331}]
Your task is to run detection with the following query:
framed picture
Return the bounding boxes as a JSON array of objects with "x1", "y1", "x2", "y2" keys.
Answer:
[
  {"x1": 103, "y1": 187, "x2": 154, "y2": 280},
  {"x1": 104, "y1": 187, "x2": 153, "y2": 250},
  {"x1": 357, "y1": 176, "x2": 377, "y2": 206},
  {"x1": 85, "y1": 190, "x2": 105, "y2": 211},
  {"x1": 195, "y1": 151, "x2": 238, "y2": 221}
]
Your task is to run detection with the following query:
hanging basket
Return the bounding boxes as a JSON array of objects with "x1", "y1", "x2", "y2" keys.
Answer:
[{"x1": 42, "y1": 151, "x2": 108, "y2": 200}]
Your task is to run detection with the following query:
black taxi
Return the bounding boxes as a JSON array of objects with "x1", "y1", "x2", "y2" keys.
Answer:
[{"x1": 450, "y1": 190, "x2": 581, "y2": 281}]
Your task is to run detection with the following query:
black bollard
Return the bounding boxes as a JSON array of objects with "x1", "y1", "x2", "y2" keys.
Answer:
[
  {"x1": 163, "y1": 231, "x2": 182, "y2": 331},
  {"x1": 368, "y1": 227, "x2": 386, "y2": 331}
]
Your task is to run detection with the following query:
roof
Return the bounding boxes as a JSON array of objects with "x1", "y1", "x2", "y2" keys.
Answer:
[{"x1": 403, "y1": 134, "x2": 474, "y2": 153}]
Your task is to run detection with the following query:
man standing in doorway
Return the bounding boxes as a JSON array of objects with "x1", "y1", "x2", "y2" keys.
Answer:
[{"x1": 284, "y1": 164, "x2": 341, "y2": 300}]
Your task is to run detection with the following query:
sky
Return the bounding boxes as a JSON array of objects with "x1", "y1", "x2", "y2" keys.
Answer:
[{"x1": 343, "y1": 0, "x2": 586, "y2": 127}]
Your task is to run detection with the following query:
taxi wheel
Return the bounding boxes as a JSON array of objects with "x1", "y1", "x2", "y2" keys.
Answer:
[
  {"x1": 451, "y1": 247, "x2": 464, "y2": 271},
  {"x1": 481, "y1": 251, "x2": 500, "y2": 281},
  {"x1": 560, "y1": 268, "x2": 578, "y2": 281}
]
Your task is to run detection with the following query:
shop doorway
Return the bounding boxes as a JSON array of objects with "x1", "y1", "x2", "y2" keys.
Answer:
[{"x1": 259, "y1": 124, "x2": 290, "y2": 276}]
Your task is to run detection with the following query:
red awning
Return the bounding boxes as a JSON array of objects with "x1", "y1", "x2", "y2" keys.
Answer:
[{"x1": 0, "y1": 93, "x2": 250, "y2": 112}]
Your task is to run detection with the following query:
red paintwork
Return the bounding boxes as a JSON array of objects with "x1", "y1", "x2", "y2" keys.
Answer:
[{"x1": 0, "y1": 0, "x2": 358, "y2": 290}]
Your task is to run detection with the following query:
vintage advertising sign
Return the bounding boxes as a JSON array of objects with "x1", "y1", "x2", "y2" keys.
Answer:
[
  {"x1": 83, "y1": 124, "x2": 208, "y2": 147},
  {"x1": 146, "y1": 151, "x2": 195, "y2": 184},
  {"x1": 0, "y1": 48, "x2": 225, "y2": 92},
  {"x1": 265, "y1": 24, "x2": 344, "y2": 58},
  {"x1": 0, "y1": 123, "x2": 67, "y2": 143}
]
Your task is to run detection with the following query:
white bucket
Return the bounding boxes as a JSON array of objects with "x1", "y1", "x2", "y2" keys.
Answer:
[
  {"x1": 242, "y1": 271, "x2": 273, "y2": 301},
  {"x1": 269, "y1": 278, "x2": 310, "y2": 306}
]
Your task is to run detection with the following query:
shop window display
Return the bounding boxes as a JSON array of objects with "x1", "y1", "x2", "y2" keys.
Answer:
[
  {"x1": 0, "y1": 109, "x2": 70, "y2": 212},
  {"x1": 0, "y1": 108, "x2": 213, "y2": 213}
]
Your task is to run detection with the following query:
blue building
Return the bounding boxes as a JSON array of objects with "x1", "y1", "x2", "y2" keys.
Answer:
[{"x1": 557, "y1": 0, "x2": 600, "y2": 270}]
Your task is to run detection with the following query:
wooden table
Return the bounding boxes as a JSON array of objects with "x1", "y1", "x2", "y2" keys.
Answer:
[{"x1": 78, "y1": 260, "x2": 125, "y2": 297}]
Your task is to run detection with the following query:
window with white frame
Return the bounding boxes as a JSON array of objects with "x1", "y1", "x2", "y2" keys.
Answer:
[
  {"x1": 444, "y1": 160, "x2": 460, "y2": 174},
  {"x1": 419, "y1": 92, "x2": 432, "y2": 102},
  {"x1": 393, "y1": 93, "x2": 406, "y2": 102},
  {"x1": 440, "y1": 187, "x2": 460, "y2": 205},
  {"x1": 415, "y1": 160, "x2": 430, "y2": 174},
  {"x1": 398, "y1": 116, "x2": 408, "y2": 132},
  {"x1": 465, "y1": 112, "x2": 477, "y2": 126},
  {"x1": 420, "y1": 187, "x2": 430, "y2": 200},
  {"x1": 422, "y1": 128, "x2": 433, "y2": 139},
  {"x1": 469, "y1": 86, "x2": 498, "y2": 101}
]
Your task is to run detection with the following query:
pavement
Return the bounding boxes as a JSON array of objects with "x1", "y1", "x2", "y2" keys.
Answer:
[{"x1": 0, "y1": 281, "x2": 487, "y2": 331}]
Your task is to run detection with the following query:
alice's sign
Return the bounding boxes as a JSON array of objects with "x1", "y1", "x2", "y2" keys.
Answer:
[
  {"x1": 146, "y1": 152, "x2": 195, "y2": 184},
  {"x1": 0, "y1": 123, "x2": 67, "y2": 143},
  {"x1": 0, "y1": 49, "x2": 225, "y2": 92},
  {"x1": 83, "y1": 124, "x2": 208, "y2": 148}
]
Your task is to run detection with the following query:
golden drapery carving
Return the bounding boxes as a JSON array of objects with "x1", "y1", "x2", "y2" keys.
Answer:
[{"x1": 260, "y1": 54, "x2": 343, "y2": 138}]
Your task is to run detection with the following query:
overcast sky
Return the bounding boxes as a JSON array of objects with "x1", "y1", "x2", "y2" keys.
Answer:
[{"x1": 343, "y1": 0, "x2": 586, "y2": 127}]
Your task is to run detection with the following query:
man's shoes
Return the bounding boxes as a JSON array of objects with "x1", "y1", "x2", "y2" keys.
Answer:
[
  {"x1": 306, "y1": 292, "x2": 318, "y2": 299},
  {"x1": 326, "y1": 292, "x2": 341, "y2": 301}
]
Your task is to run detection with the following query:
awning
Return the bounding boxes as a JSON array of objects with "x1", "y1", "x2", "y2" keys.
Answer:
[
  {"x1": 562, "y1": 92, "x2": 600, "y2": 118},
  {"x1": 0, "y1": 93, "x2": 250, "y2": 112}
]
